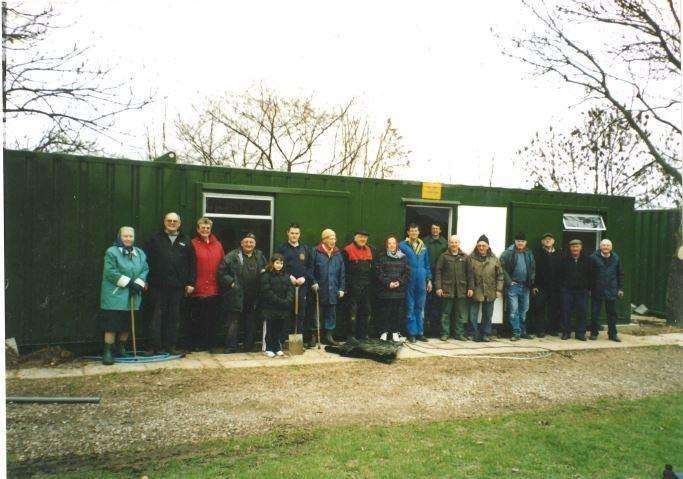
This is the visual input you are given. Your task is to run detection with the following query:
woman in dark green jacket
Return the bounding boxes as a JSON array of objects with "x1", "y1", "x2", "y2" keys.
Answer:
[
  {"x1": 99, "y1": 226, "x2": 149, "y2": 365},
  {"x1": 260, "y1": 253, "x2": 294, "y2": 357}
]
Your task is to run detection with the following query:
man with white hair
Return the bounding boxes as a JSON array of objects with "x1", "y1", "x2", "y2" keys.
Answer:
[
  {"x1": 311, "y1": 228, "x2": 346, "y2": 345},
  {"x1": 434, "y1": 235, "x2": 470, "y2": 341},
  {"x1": 589, "y1": 238, "x2": 624, "y2": 342}
]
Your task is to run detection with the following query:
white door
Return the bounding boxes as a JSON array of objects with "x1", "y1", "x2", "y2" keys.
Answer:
[{"x1": 456, "y1": 206, "x2": 508, "y2": 324}]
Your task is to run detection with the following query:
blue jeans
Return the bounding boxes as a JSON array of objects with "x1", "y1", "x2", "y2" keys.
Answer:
[
  {"x1": 561, "y1": 288, "x2": 588, "y2": 337},
  {"x1": 506, "y1": 283, "x2": 530, "y2": 336},
  {"x1": 468, "y1": 300, "x2": 494, "y2": 337}
]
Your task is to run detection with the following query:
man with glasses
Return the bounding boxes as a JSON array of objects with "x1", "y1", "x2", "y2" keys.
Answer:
[{"x1": 145, "y1": 212, "x2": 196, "y2": 355}]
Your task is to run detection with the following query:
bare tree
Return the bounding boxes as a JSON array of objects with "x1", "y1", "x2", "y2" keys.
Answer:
[
  {"x1": 516, "y1": 107, "x2": 679, "y2": 207},
  {"x1": 174, "y1": 85, "x2": 410, "y2": 178},
  {"x1": 501, "y1": 0, "x2": 681, "y2": 185},
  {"x1": 2, "y1": 2, "x2": 153, "y2": 152}
]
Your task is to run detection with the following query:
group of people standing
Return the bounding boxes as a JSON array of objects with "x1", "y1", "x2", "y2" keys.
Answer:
[{"x1": 98, "y1": 213, "x2": 625, "y2": 365}]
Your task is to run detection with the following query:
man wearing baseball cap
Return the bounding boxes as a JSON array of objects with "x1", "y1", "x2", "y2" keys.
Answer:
[
  {"x1": 217, "y1": 231, "x2": 267, "y2": 352},
  {"x1": 500, "y1": 232, "x2": 536, "y2": 340},
  {"x1": 342, "y1": 229, "x2": 375, "y2": 342},
  {"x1": 558, "y1": 238, "x2": 594, "y2": 341}
]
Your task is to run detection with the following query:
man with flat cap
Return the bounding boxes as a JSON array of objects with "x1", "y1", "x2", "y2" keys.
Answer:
[
  {"x1": 532, "y1": 233, "x2": 563, "y2": 337},
  {"x1": 217, "y1": 232, "x2": 267, "y2": 352},
  {"x1": 500, "y1": 232, "x2": 536, "y2": 340},
  {"x1": 342, "y1": 229, "x2": 374, "y2": 342},
  {"x1": 558, "y1": 238, "x2": 594, "y2": 341}
]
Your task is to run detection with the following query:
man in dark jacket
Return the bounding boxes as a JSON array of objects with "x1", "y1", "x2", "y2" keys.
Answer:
[
  {"x1": 589, "y1": 239, "x2": 625, "y2": 342},
  {"x1": 500, "y1": 232, "x2": 536, "y2": 340},
  {"x1": 342, "y1": 230, "x2": 374, "y2": 342},
  {"x1": 424, "y1": 223, "x2": 448, "y2": 336},
  {"x1": 434, "y1": 235, "x2": 469, "y2": 341},
  {"x1": 144, "y1": 212, "x2": 196, "y2": 354},
  {"x1": 558, "y1": 239, "x2": 594, "y2": 341},
  {"x1": 532, "y1": 233, "x2": 562, "y2": 337},
  {"x1": 217, "y1": 232, "x2": 267, "y2": 352},
  {"x1": 275, "y1": 223, "x2": 315, "y2": 347}
]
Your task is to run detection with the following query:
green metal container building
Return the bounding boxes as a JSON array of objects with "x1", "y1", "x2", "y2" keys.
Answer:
[
  {"x1": 3, "y1": 149, "x2": 637, "y2": 352},
  {"x1": 632, "y1": 208, "x2": 682, "y2": 317}
]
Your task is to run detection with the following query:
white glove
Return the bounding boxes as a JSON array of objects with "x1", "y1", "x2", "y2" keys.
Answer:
[
  {"x1": 338, "y1": 290, "x2": 344, "y2": 298},
  {"x1": 311, "y1": 283, "x2": 320, "y2": 292}
]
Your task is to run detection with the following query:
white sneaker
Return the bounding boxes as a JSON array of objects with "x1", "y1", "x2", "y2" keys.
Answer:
[
  {"x1": 275, "y1": 351, "x2": 284, "y2": 357},
  {"x1": 392, "y1": 333, "x2": 402, "y2": 342},
  {"x1": 380, "y1": 332, "x2": 388, "y2": 341},
  {"x1": 264, "y1": 351, "x2": 275, "y2": 358}
]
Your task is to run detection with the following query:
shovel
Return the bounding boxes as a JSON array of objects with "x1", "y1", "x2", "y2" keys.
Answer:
[{"x1": 288, "y1": 286, "x2": 304, "y2": 355}]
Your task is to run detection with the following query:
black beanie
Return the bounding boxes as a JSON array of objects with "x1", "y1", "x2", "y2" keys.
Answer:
[
  {"x1": 515, "y1": 232, "x2": 526, "y2": 241},
  {"x1": 477, "y1": 234, "x2": 489, "y2": 245}
]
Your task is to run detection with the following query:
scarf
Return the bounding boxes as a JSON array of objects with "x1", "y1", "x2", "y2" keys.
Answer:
[
  {"x1": 114, "y1": 235, "x2": 135, "y2": 256},
  {"x1": 386, "y1": 249, "x2": 405, "y2": 259},
  {"x1": 405, "y1": 237, "x2": 425, "y2": 255}
]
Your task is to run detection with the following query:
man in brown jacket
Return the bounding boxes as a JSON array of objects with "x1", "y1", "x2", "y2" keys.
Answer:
[
  {"x1": 435, "y1": 235, "x2": 470, "y2": 341},
  {"x1": 467, "y1": 234, "x2": 504, "y2": 342}
]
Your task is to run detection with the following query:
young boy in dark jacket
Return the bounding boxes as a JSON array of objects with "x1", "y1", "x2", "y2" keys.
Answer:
[{"x1": 260, "y1": 253, "x2": 294, "y2": 357}]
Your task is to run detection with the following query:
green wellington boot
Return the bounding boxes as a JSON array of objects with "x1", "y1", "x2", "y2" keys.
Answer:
[{"x1": 102, "y1": 343, "x2": 115, "y2": 365}]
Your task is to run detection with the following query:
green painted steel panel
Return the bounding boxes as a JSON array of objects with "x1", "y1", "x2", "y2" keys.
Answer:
[
  {"x1": 632, "y1": 209, "x2": 681, "y2": 316},
  {"x1": 3, "y1": 149, "x2": 637, "y2": 351}
]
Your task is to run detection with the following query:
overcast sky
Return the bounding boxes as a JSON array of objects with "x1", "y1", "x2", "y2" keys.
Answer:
[{"x1": 10, "y1": 1, "x2": 591, "y2": 188}]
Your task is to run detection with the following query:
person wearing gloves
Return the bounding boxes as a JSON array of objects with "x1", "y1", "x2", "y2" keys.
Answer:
[
  {"x1": 311, "y1": 228, "x2": 346, "y2": 346},
  {"x1": 144, "y1": 212, "x2": 196, "y2": 355},
  {"x1": 500, "y1": 232, "x2": 536, "y2": 341},
  {"x1": 260, "y1": 253, "x2": 295, "y2": 357},
  {"x1": 217, "y1": 232, "x2": 267, "y2": 352},
  {"x1": 434, "y1": 235, "x2": 470, "y2": 341},
  {"x1": 99, "y1": 226, "x2": 149, "y2": 365},
  {"x1": 374, "y1": 235, "x2": 410, "y2": 342},
  {"x1": 342, "y1": 229, "x2": 374, "y2": 342},
  {"x1": 399, "y1": 223, "x2": 432, "y2": 343},
  {"x1": 467, "y1": 234, "x2": 504, "y2": 342},
  {"x1": 190, "y1": 217, "x2": 225, "y2": 352}
]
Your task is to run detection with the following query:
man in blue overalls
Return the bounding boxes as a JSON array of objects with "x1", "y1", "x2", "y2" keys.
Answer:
[{"x1": 399, "y1": 223, "x2": 432, "y2": 343}]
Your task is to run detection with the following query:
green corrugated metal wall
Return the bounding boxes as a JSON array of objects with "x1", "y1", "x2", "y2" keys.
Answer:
[
  {"x1": 632, "y1": 209, "x2": 682, "y2": 316},
  {"x1": 3, "y1": 149, "x2": 636, "y2": 352}
]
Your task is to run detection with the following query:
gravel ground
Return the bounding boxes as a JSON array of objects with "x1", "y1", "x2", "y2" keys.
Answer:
[{"x1": 6, "y1": 346, "x2": 683, "y2": 471}]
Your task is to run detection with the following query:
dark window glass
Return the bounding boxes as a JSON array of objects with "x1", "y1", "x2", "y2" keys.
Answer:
[{"x1": 205, "y1": 197, "x2": 271, "y2": 216}]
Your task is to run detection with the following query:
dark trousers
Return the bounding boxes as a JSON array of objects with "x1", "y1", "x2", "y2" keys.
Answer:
[
  {"x1": 225, "y1": 297, "x2": 258, "y2": 350},
  {"x1": 533, "y1": 288, "x2": 561, "y2": 334},
  {"x1": 425, "y1": 291, "x2": 442, "y2": 336},
  {"x1": 150, "y1": 286, "x2": 184, "y2": 351},
  {"x1": 377, "y1": 297, "x2": 403, "y2": 335},
  {"x1": 188, "y1": 295, "x2": 221, "y2": 350},
  {"x1": 346, "y1": 285, "x2": 372, "y2": 338},
  {"x1": 283, "y1": 284, "x2": 308, "y2": 342},
  {"x1": 590, "y1": 298, "x2": 618, "y2": 337},
  {"x1": 561, "y1": 288, "x2": 588, "y2": 337},
  {"x1": 266, "y1": 313, "x2": 287, "y2": 352}
]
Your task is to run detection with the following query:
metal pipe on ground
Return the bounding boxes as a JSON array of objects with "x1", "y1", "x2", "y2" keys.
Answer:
[{"x1": 6, "y1": 396, "x2": 101, "y2": 404}]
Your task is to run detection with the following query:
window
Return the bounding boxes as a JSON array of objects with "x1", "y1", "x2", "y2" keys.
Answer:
[
  {"x1": 204, "y1": 194, "x2": 272, "y2": 218},
  {"x1": 562, "y1": 214, "x2": 606, "y2": 232}
]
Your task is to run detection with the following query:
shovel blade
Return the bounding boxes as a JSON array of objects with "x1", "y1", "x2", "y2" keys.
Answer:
[{"x1": 288, "y1": 334, "x2": 305, "y2": 355}]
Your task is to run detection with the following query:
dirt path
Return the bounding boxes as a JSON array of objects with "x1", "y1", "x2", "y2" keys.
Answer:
[{"x1": 6, "y1": 346, "x2": 683, "y2": 470}]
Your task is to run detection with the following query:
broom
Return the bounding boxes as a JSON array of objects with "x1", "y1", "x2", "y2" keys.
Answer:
[{"x1": 288, "y1": 286, "x2": 304, "y2": 355}]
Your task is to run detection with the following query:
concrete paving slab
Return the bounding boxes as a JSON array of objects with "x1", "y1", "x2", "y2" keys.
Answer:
[{"x1": 7, "y1": 333, "x2": 682, "y2": 380}]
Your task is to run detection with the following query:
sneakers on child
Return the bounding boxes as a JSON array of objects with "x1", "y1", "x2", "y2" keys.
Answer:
[
  {"x1": 265, "y1": 351, "x2": 276, "y2": 358},
  {"x1": 379, "y1": 332, "x2": 388, "y2": 341},
  {"x1": 275, "y1": 351, "x2": 284, "y2": 357},
  {"x1": 392, "y1": 333, "x2": 402, "y2": 342}
]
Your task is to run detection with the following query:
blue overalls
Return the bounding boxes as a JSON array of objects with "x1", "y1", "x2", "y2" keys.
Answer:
[{"x1": 399, "y1": 239, "x2": 431, "y2": 337}]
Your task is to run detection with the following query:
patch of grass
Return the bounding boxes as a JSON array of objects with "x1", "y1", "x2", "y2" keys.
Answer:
[{"x1": 21, "y1": 393, "x2": 683, "y2": 479}]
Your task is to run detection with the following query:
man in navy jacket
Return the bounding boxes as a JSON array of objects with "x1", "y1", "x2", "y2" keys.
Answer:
[{"x1": 589, "y1": 239, "x2": 625, "y2": 342}]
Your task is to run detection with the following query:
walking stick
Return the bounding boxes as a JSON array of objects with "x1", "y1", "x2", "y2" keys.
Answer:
[
  {"x1": 130, "y1": 294, "x2": 138, "y2": 357},
  {"x1": 315, "y1": 289, "x2": 321, "y2": 349}
]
